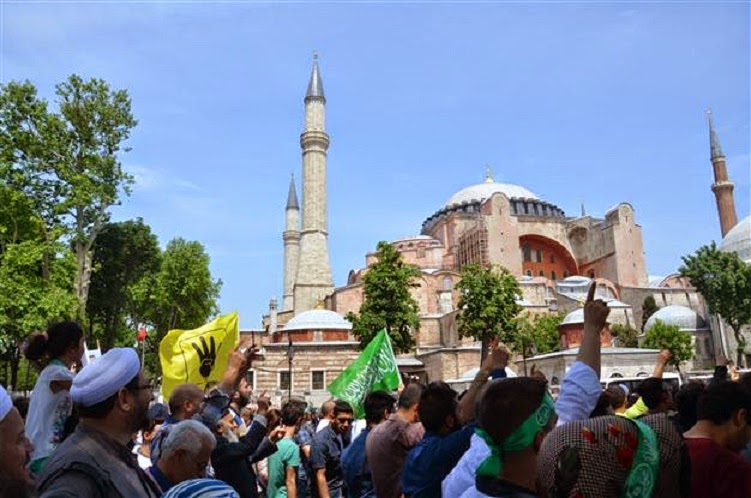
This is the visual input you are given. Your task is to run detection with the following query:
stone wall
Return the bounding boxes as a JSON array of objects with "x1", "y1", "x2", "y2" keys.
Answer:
[{"x1": 250, "y1": 342, "x2": 360, "y2": 407}]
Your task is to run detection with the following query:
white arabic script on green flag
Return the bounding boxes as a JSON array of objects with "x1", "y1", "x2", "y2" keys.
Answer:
[{"x1": 327, "y1": 329, "x2": 400, "y2": 418}]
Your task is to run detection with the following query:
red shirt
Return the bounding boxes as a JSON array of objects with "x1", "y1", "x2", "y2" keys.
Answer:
[{"x1": 686, "y1": 437, "x2": 751, "y2": 498}]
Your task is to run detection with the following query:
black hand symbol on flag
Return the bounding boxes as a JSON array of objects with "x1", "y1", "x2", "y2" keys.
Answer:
[{"x1": 192, "y1": 336, "x2": 217, "y2": 379}]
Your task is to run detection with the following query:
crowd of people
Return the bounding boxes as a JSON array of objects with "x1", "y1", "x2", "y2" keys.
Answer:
[{"x1": 1, "y1": 282, "x2": 751, "y2": 497}]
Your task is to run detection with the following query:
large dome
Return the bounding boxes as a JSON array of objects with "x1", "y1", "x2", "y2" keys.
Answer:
[
  {"x1": 720, "y1": 216, "x2": 750, "y2": 263},
  {"x1": 284, "y1": 309, "x2": 352, "y2": 332},
  {"x1": 445, "y1": 181, "x2": 539, "y2": 208},
  {"x1": 644, "y1": 305, "x2": 706, "y2": 332}
]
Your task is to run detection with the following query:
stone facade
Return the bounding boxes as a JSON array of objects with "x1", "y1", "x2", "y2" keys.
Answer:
[{"x1": 289, "y1": 57, "x2": 334, "y2": 314}]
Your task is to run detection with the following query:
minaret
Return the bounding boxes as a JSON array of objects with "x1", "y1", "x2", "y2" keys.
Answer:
[
  {"x1": 707, "y1": 110, "x2": 738, "y2": 237},
  {"x1": 282, "y1": 175, "x2": 300, "y2": 311},
  {"x1": 294, "y1": 54, "x2": 334, "y2": 312}
]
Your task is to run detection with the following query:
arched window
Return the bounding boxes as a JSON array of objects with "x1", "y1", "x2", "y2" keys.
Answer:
[
  {"x1": 588, "y1": 270, "x2": 595, "y2": 278},
  {"x1": 551, "y1": 271, "x2": 557, "y2": 281},
  {"x1": 443, "y1": 276, "x2": 453, "y2": 291},
  {"x1": 526, "y1": 270, "x2": 533, "y2": 277},
  {"x1": 522, "y1": 244, "x2": 532, "y2": 262}
]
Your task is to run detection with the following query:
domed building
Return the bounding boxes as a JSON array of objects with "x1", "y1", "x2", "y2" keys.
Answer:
[
  {"x1": 644, "y1": 305, "x2": 713, "y2": 370},
  {"x1": 248, "y1": 60, "x2": 747, "y2": 402},
  {"x1": 720, "y1": 215, "x2": 751, "y2": 263}
]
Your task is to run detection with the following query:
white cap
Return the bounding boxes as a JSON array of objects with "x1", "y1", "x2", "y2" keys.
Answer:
[
  {"x1": 71, "y1": 348, "x2": 140, "y2": 407},
  {"x1": 0, "y1": 385, "x2": 11, "y2": 423}
]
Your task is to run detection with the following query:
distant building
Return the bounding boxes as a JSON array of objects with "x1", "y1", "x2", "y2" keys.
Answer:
[{"x1": 244, "y1": 60, "x2": 749, "y2": 404}]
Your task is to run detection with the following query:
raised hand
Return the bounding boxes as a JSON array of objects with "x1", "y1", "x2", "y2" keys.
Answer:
[
  {"x1": 583, "y1": 282, "x2": 609, "y2": 332},
  {"x1": 489, "y1": 345, "x2": 510, "y2": 370},
  {"x1": 657, "y1": 349, "x2": 673, "y2": 366},
  {"x1": 269, "y1": 425, "x2": 286, "y2": 444},
  {"x1": 192, "y1": 336, "x2": 217, "y2": 378}
]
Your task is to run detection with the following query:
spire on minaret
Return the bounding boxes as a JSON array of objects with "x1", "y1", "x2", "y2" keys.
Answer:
[
  {"x1": 485, "y1": 165, "x2": 494, "y2": 184},
  {"x1": 305, "y1": 52, "x2": 325, "y2": 101},
  {"x1": 706, "y1": 110, "x2": 738, "y2": 238},
  {"x1": 707, "y1": 109, "x2": 725, "y2": 159},
  {"x1": 286, "y1": 174, "x2": 299, "y2": 210},
  {"x1": 580, "y1": 199, "x2": 586, "y2": 217}
]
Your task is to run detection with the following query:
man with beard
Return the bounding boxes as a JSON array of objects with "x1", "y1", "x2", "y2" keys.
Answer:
[
  {"x1": 0, "y1": 385, "x2": 35, "y2": 497},
  {"x1": 228, "y1": 377, "x2": 252, "y2": 435},
  {"x1": 37, "y1": 348, "x2": 161, "y2": 498}
]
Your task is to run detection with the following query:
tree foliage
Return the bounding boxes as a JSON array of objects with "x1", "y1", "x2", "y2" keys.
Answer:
[
  {"x1": 87, "y1": 219, "x2": 160, "y2": 349},
  {"x1": 611, "y1": 323, "x2": 640, "y2": 348},
  {"x1": 516, "y1": 312, "x2": 563, "y2": 356},
  {"x1": 0, "y1": 76, "x2": 137, "y2": 321},
  {"x1": 643, "y1": 320, "x2": 693, "y2": 367},
  {"x1": 0, "y1": 241, "x2": 77, "y2": 388},
  {"x1": 680, "y1": 242, "x2": 751, "y2": 365},
  {"x1": 641, "y1": 296, "x2": 659, "y2": 332},
  {"x1": 131, "y1": 238, "x2": 222, "y2": 375},
  {"x1": 346, "y1": 241, "x2": 421, "y2": 354},
  {"x1": 456, "y1": 264, "x2": 523, "y2": 359}
]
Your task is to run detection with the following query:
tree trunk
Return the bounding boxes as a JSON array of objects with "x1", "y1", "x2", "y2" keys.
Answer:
[
  {"x1": 732, "y1": 327, "x2": 747, "y2": 368},
  {"x1": 480, "y1": 339, "x2": 489, "y2": 366},
  {"x1": 74, "y1": 244, "x2": 93, "y2": 322},
  {"x1": 9, "y1": 348, "x2": 19, "y2": 392}
]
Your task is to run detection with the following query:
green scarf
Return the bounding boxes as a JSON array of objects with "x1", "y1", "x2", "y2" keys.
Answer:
[
  {"x1": 476, "y1": 392, "x2": 557, "y2": 477},
  {"x1": 620, "y1": 419, "x2": 659, "y2": 498}
]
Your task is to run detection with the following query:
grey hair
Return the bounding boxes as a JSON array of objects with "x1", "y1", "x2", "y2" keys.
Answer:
[{"x1": 160, "y1": 420, "x2": 216, "y2": 460}]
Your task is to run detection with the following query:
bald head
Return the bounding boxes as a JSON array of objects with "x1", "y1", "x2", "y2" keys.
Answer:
[
  {"x1": 321, "y1": 399, "x2": 336, "y2": 419},
  {"x1": 169, "y1": 384, "x2": 204, "y2": 420}
]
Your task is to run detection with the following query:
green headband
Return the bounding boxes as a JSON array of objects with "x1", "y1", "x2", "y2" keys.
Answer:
[{"x1": 476, "y1": 392, "x2": 557, "y2": 478}]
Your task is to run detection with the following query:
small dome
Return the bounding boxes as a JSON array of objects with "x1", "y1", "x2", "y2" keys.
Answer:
[
  {"x1": 445, "y1": 182, "x2": 539, "y2": 208},
  {"x1": 561, "y1": 308, "x2": 584, "y2": 325},
  {"x1": 720, "y1": 216, "x2": 751, "y2": 263},
  {"x1": 644, "y1": 305, "x2": 706, "y2": 332},
  {"x1": 284, "y1": 309, "x2": 352, "y2": 332}
]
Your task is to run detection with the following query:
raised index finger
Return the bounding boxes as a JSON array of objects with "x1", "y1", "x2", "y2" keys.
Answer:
[{"x1": 586, "y1": 281, "x2": 596, "y2": 303}]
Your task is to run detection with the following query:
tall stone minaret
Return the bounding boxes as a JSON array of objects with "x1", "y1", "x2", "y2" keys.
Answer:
[
  {"x1": 707, "y1": 110, "x2": 738, "y2": 237},
  {"x1": 294, "y1": 54, "x2": 334, "y2": 312},
  {"x1": 282, "y1": 175, "x2": 300, "y2": 311}
]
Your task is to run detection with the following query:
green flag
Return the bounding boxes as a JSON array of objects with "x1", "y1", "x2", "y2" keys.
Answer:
[{"x1": 327, "y1": 329, "x2": 401, "y2": 418}]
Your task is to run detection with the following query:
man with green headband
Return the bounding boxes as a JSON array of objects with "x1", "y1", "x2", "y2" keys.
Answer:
[{"x1": 459, "y1": 378, "x2": 557, "y2": 497}]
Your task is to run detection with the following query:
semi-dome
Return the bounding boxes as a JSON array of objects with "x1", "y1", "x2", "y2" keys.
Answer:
[
  {"x1": 284, "y1": 309, "x2": 352, "y2": 332},
  {"x1": 720, "y1": 216, "x2": 750, "y2": 263},
  {"x1": 445, "y1": 181, "x2": 539, "y2": 208},
  {"x1": 561, "y1": 308, "x2": 585, "y2": 325},
  {"x1": 644, "y1": 305, "x2": 706, "y2": 332}
]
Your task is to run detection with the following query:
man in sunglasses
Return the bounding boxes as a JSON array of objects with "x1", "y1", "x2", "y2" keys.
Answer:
[{"x1": 311, "y1": 400, "x2": 354, "y2": 498}]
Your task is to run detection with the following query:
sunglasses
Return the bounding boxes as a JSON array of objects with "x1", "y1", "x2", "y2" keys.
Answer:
[{"x1": 336, "y1": 417, "x2": 354, "y2": 424}]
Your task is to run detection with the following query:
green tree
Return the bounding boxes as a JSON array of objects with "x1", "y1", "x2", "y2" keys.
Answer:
[
  {"x1": 643, "y1": 319, "x2": 693, "y2": 369},
  {"x1": 131, "y1": 238, "x2": 221, "y2": 375},
  {"x1": 346, "y1": 241, "x2": 421, "y2": 354},
  {"x1": 53, "y1": 75, "x2": 137, "y2": 320},
  {"x1": 87, "y1": 218, "x2": 160, "y2": 349},
  {"x1": 456, "y1": 263, "x2": 523, "y2": 363},
  {"x1": 0, "y1": 76, "x2": 137, "y2": 321},
  {"x1": 680, "y1": 243, "x2": 751, "y2": 366},
  {"x1": 516, "y1": 312, "x2": 563, "y2": 356},
  {"x1": 0, "y1": 241, "x2": 77, "y2": 389},
  {"x1": 611, "y1": 323, "x2": 640, "y2": 348},
  {"x1": 641, "y1": 296, "x2": 659, "y2": 332}
]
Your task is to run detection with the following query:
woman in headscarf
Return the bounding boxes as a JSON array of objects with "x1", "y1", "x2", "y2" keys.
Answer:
[{"x1": 537, "y1": 414, "x2": 689, "y2": 498}]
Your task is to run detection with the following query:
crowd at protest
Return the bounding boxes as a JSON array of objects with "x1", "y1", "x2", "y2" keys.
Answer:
[{"x1": 2, "y1": 282, "x2": 751, "y2": 497}]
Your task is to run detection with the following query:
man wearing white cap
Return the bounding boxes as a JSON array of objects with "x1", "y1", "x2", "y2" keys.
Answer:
[
  {"x1": 0, "y1": 384, "x2": 35, "y2": 497},
  {"x1": 36, "y1": 347, "x2": 161, "y2": 497}
]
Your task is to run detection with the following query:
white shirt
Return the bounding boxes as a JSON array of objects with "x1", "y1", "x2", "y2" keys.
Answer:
[
  {"x1": 442, "y1": 361, "x2": 602, "y2": 497},
  {"x1": 317, "y1": 418, "x2": 331, "y2": 433},
  {"x1": 26, "y1": 362, "x2": 74, "y2": 462}
]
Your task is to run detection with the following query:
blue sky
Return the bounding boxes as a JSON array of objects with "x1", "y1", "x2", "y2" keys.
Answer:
[{"x1": 2, "y1": 1, "x2": 748, "y2": 329}]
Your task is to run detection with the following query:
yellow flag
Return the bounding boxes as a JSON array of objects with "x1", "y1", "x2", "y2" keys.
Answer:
[{"x1": 159, "y1": 311, "x2": 239, "y2": 399}]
